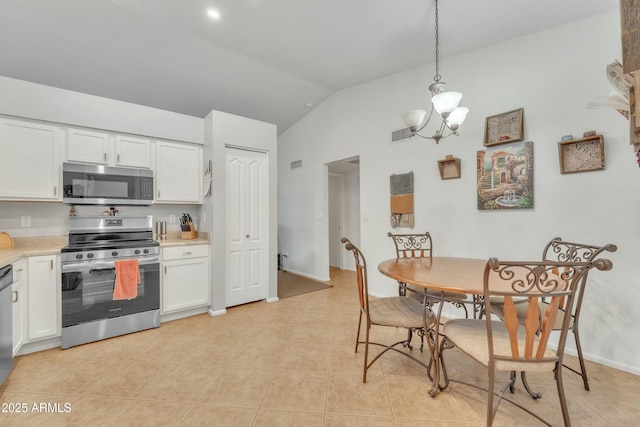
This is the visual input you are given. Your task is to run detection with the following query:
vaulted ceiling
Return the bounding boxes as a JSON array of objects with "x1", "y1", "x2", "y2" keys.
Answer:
[{"x1": 0, "y1": 0, "x2": 619, "y2": 134}]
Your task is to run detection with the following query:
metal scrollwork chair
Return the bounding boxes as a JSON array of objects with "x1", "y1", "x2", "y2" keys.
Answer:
[
  {"x1": 388, "y1": 231, "x2": 470, "y2": 319},
  {"x1": 341, "y1": 237, "x2": 436, "y2": 383},
  {"x1": 490, "y1": 237, "x2": 617, "y2": 394},
  {"x1": 441, "y1": 257, "x2": 613, "y2": 427}
]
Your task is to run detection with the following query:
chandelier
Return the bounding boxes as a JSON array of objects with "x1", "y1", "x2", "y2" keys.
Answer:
[{"x1": 401, "y1": 0, "x2": 468, "y2": 144}]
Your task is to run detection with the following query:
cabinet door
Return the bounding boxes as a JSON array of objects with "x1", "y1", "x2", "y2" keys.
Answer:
[
  {"x1": 27, "y1": 255, "x2": 59, "y2": 341},
  {"x1": 162, "y1": 257, "x2": 210, "y2": 313},
  {"x1": 67, "y1": 128, "x2": 110, "y2": 165},
  {"x1": 0, "y1": 118, "x2": 61, "y2": 200},
  {"x1": 115, "y1": 135, "x2": 151, "y2": 168},
  {"x1": 11, "y1": 260, "x2": 27, "y2": 356},
  {"x1": 156, "y1": 141, "x2": 203, "y2": 203},
  {"x1": 12, "y1": 280, "x2": 25, "y2": 355}
]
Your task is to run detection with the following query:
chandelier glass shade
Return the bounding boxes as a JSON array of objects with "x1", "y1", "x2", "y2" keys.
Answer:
[{"x1": 402, "y1": 0, "x2": 468, "y2": 143}]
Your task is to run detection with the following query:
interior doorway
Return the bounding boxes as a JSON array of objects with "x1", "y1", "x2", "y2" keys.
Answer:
[{"x1": 327, "y1": 156, "x2": 360, "y2": 272}]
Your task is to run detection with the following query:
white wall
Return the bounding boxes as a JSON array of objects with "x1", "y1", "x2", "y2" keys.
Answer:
[
  {"x1": 278, "y1": 10, "x2": 640, "y2": 375},
  {"x1": 0, "y1": 76, "x2": 203, "y2": 144},
  {"x1": 203, "y1": 110, "x2": 278, "y2": 314},
  {"x1": 342, "y1": 169, "x2": 360, "y2": 272}
]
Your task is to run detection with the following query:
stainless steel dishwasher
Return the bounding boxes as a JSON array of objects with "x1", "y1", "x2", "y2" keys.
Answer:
[{"x1": 0, "y1": 264, "x2": 13, "y2": 386}]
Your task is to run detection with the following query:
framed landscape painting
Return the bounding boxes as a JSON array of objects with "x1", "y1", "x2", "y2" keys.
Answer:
[{"x1": 477, "y1": 140, "x2": 533, "y2": 210}]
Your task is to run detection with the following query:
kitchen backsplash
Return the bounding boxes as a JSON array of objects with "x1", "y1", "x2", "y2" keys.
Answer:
[{"x1": 0, "y1": 201, "x2": 201, "y2": 237}]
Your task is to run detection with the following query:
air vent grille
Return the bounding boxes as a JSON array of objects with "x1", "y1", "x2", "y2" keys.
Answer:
[
  {"x1": 290, "y1": 160, "x2": 302, "y2": 169},
  {"x1": 391, "y1": 128, "x2": 414, "y2": 144}
]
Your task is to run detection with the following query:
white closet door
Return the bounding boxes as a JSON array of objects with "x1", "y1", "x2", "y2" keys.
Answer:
[{"x1": 225, "y1": 147, "x2": 267, "y2": 307}]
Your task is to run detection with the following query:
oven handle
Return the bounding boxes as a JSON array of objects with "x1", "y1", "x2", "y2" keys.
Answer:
[{"x1": 62, "y1": 255, "x2": 159, "y2": 273}]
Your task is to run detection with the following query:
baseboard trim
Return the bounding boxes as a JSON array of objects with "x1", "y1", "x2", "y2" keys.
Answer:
[
  {"x1": 281, "y1": 268, "x2": 330, "y2": 282},
  {"x1": 208, "y1": 308, "x2": 227, "y2": 317}
]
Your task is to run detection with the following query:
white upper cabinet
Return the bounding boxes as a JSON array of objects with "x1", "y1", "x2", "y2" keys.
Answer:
[
  {"x1": 115, "y1": 135, "x2": 151, "y2": 168},
  {"x1": 67, "y1": 128, "x2": 110, "y2": 165},
  {"x1": 155, "y1": 140, "x2": 203, "y2": 204},
  {"x1": 0, "y1": 118, "x2": 61, "y2": 201},
  {"x1": 67, "y1": 128, "x2": 151, "y2": 168}
]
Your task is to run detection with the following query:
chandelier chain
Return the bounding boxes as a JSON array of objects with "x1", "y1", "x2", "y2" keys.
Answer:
[{"x1": 434, "y1": 0, "x2": 441, "y2": 83}]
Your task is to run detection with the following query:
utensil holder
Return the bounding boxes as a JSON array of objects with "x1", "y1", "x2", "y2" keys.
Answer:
[{"x1": 181, "y1": 222, "x2": 197, "y2": 239}]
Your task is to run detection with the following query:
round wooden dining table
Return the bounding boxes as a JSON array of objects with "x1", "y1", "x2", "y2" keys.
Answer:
[
  {"x1": 378, "y1": 256, "x2": 490, "y2": 294},
  {"x1": 378, "y1": 256, "x2": 490, "y2": 396}
]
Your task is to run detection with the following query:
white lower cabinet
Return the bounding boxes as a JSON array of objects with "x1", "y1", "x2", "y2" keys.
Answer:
[
  {"x1": 161, "y1": 245, "x2": 210, "y2": 315},
  {"x1": 27, "y1": 255, "x2": 60, "y2": 341},
  {"x1": 11, "y1": 259, "x2": 27, "y2": 356}
]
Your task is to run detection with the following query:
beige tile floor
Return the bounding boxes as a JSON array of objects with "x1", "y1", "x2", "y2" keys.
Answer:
[{"x1": 1, "y1": 268, "x2": 639, "y2": 427}]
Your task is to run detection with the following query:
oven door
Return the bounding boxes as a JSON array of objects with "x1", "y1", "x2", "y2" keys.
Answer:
[{"x1": 61, "y1": 255, "x2": 159, "y2": 328}]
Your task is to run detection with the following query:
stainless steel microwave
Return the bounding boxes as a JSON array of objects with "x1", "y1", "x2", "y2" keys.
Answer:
[{"x1": 62, "y1": 163, "x2": 154, "y2": 206}]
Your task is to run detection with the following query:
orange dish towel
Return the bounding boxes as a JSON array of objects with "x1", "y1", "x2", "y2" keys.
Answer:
[{"x1": 113, "y1": 259, "x2": 140, "y2": 300}]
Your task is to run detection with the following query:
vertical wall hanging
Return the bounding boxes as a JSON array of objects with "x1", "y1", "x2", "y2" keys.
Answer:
[
  {"x1": 390, "y1": 172, "x2": 414, "y2": 228},
  {"x1": 477, "y1": 141, "x2": 534, "y2": 210}
]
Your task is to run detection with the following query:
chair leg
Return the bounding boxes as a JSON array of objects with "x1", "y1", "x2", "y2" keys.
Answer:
[
  {"x1": 363, "y1": 324, "x2": 370, "y2": 383},
  {"x1": 573, "y1": 328, "x2": 590, "y2": 391},
  {"x1": 404, "y1": 328, "x2": 414, "y2": 350},
  {"x1": 355, "y1": 311, "x2": 363, "y2": 353},
  {"x1": 509, "y1": 371, "x2": 516, "y2": 393},
  {"x1": 555, "y1": 365, "x2": 572, "y2": 427},
  {"x1": 521, "y1": 372, "x2": 542, "y2": 399},
  {"x1": 474, "y1": 295, "x2": 485, "y2": 319},
  {"x1": 487, "y1": 365, "x2": 497, "y2": 427},
  {"x1": 508, "y1": 370, "x2": 543, "y2": 399}
]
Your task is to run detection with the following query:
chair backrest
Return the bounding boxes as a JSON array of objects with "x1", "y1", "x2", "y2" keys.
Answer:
[
  {"x1": 341, "y1": 237, "x2": 370, "y2": 317},
  {"x1": 542, "y1": 237, "x2": 617, "y2": 263},
  {"x1": 541, "y1": 237, "x2": 617, "y2": 319},
  {"x1": 483, "y1": 257, "x2": 613, "y2": 364},
  {"x1": 387, "y1": 231, "x2": 433, "y2": 258}
]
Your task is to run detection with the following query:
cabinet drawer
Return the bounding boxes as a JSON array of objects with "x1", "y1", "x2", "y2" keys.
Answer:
[
  {"x1": 12, "y1": 259, "x2": 27, "y2": 282},
  {"x1": 162, "y1": 245, "x2": 209, "y2": 261}
]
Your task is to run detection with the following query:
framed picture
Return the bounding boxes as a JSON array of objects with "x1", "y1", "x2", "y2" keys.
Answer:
[
  {"x1": 477, "y1": 140, "x2": 534, "y2": 210},
  {"x1": 484, "y1": 108, "x2": 524, "y2": 147},
  {"x1": 558, "y1": 135, "x2": 605, "y2": 174},
  {"x1": 438, "y1": 155, "x2": 461, "y2": 179}
]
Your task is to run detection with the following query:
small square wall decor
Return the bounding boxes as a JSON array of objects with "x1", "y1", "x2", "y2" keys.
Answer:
[
  {"x1": 438, "y1": 155, "x2": 461, "y2": 179},
  {"x1": 484, "y1": 108, "x2": 524, "y2": 147}
]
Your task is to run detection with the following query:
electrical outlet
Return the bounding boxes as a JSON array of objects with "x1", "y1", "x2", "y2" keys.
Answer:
[
  {"x1": 169, "y1": 214, "x2": 176, "y2": 224},
  {"x1": 21, "y1": 216, "x2": 31, "y2": 227}
]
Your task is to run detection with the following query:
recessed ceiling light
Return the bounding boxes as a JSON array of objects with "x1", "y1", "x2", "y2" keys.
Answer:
[
  {"x1": 207, "y1": 9, "x2": 220, "y2": 20},
  {"x1": 305, "y1": 102, "x2": 313, "y2": 108}
]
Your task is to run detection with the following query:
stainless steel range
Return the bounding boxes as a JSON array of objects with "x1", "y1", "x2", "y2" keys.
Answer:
[{"x1": 61, "y1": 216, "x2": 160, "y2": 349}]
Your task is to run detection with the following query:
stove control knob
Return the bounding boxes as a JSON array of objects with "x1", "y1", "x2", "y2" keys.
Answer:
[
  {"x1": 134, "y1": 249, "x2": 141, "y2": 255},
  {"x1": 143, "y1": 249, "x2": 149, "y2": 254},
  {"x1": 87, "y1": 253, "x2": 94, "y2": 259},
  {"x1": 75, "y1": 254, "x2": 83, "y2": 260},
  {"x1": 112, "y1": 251, "x2": 118, "y2": 257}
]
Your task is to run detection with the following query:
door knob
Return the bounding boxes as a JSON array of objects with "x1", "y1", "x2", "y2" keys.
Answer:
[{"x1": 245, "y1": 234, "x2": 250, "y2": 238}]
